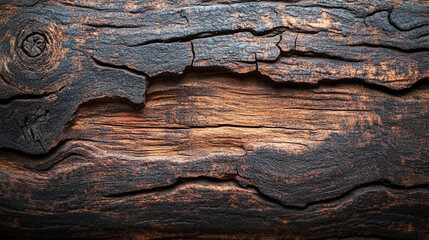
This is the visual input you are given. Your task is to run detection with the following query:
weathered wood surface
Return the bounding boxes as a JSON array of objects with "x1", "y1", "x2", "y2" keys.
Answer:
[
  {"x1": 0, "y1": 0, "x2": 429, "y2": 239},
  {"x1": 1, "y1": 0, "x2": 429, "y2": 154}
]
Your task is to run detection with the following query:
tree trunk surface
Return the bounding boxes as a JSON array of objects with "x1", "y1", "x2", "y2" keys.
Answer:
[{"x1": 0, "y1": 0, "x2": 428, "y2": 239}]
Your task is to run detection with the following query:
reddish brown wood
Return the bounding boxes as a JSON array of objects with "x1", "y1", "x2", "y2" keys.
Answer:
[{"x1": 0, "y1": 0, "x2": 428, "y2": 239}]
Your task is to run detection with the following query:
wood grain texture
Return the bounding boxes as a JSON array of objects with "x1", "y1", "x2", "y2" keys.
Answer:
[
  {"x1": 1, "y1": 74, "x2": 428, "y2": 239},
  {"x1": 0, "y1": 0, "x2": 428, "y2": 239},
  {"x1": 0, "y1": 0, "x2": 428, "y2": 154}
]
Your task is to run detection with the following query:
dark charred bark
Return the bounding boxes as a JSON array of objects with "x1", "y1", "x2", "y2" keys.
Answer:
[{"x1": 0, "y1": 0, "x2": 428, "y2": 239}]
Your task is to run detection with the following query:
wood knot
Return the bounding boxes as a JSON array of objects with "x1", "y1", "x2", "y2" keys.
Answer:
[
  {"x1": 9, "y1": 18, "x2": 68, "y2": 74},
  {"x1": 22, "y1": 33, "x2": 46, "y2": 57},
  {"x1": 0, "y1": 15, "x2": 69, "y2": 93}
]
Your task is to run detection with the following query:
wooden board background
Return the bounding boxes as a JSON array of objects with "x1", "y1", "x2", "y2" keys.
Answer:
[{"x1": 0, "y1": 0, "x2": 428, "y2": 239}]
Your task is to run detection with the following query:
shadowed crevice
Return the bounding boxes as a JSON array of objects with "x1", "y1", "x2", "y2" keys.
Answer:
[
  {"x1": 90, "y1": 56, "x2": 150, "y2": 78},
  {"x1": 103, "y1": 175, "x2": 429, "y2": 211}
]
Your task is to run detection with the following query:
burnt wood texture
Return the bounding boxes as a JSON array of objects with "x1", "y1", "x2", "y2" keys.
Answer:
[{"x1": 0, "y1": 0, "x2": 428, "y2": 239}]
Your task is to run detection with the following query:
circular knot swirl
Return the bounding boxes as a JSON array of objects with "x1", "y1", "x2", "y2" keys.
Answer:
[
  {"x1": 0, "y1": 15, "x2": 69, "y2": 93},
  {"x1": 14, "y1": 19, "x2": 66, "y2": 73},
  {"x1": 22, "y1": 33, "x2": 47, "y2": 57}
]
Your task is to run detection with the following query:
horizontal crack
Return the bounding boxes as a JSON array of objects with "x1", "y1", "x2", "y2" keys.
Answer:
[
  {"x1": 97, "y1": 123, "x2": 339, "y2": 131},
  {"x1": 280, "y1": 50, "x2": 364, "y2": 63},
  {"x1": 91, "y1": 56, "x2": 149, "y2": 78},
  {"x1": 103, "y1": 177, "x2": 236, "y2": 198},
  {"x1": 0, "y1": 92, "x2": 54, "y2": 105},
  {"x1": 0, "y1": 85, "x2": 66, "y2": 106},
  {"x1": 103, "y1": 176, "x2": 429, "y2": 211},
  {"x1": 348, "y1": 43, "x2": 429, "y2": 54},
  {"x1": 127, "y1": 27, "x2": 289, "y2": 47},
  {"x1": 183, "y1": 67, "x2": 429, "y2": 94},
  {"x1": 85, "y1": 22, "x2": 144, "y2": 28}
]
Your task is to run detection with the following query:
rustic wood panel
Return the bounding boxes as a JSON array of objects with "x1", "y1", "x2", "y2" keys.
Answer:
[
  {"x1": 1, "y1": 0, "x2": 428, "y2": 154},
  {"x1": 1, "y1": 74, "x2": 428, "y2": 239},
  {"x1": 0, "y1": 0, "x2": 428, "y2": 239}
]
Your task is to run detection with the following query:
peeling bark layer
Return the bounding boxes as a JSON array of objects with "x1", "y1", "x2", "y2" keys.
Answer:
[{"x1": 0, "y1": 0, "x2": 428, "y2": 239}]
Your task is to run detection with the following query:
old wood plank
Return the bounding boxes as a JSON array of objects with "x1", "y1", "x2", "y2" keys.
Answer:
[
  {"x1": 1, "y1": 73, "x2": 428, "y2": 239},
  {"x1": 0, "y1": 0, "x2": 428, "y2": 239},
  {"x1": 0, "y1": 0, "x2": 428, "y2": 154}
]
